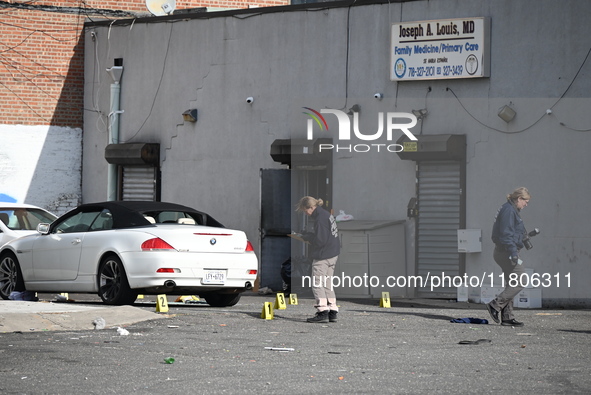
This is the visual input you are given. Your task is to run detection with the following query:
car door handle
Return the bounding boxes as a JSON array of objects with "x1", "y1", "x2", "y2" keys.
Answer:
[{"x1": 71, "y1": 239, "x2": 82, "y2": 245}]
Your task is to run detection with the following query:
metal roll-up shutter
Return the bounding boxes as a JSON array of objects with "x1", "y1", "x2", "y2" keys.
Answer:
[
  {"x1": 121, "y1": 166, "x2": 157, "y2": 201},
  {"x1": 416, "y1": 161, "x2": 463, "y2": 297}
]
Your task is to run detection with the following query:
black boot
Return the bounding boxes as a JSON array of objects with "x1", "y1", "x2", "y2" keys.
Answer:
[
  {"x1": 501, "y1": 318, "x2": 524, "y2": 327},
  {"x1": 307, "y1": 310, "x2": 329, "y2": 323},
  {"x1": 329, "y1": 310, "x2": 338, "y2": 323}
]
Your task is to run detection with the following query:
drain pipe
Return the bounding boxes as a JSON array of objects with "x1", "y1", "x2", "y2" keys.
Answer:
[{"x1": 106, "y1": 59, "x2": 123, "y2": 201}]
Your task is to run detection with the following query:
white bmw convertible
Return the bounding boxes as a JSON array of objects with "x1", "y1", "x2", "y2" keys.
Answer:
[{"x1": 0, "y1": 201, "x2": 258, "y2": 306}]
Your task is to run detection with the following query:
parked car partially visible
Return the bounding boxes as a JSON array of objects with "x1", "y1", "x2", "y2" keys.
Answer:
[
  {"x1": 0, "y1": 201, "x2": 258, "y2": 306},
  {"x1": 0, "y1": 203, "x2": 58, "y2": 247}
]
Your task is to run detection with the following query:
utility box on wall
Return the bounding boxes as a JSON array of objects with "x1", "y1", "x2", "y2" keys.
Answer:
[
  {"x1": 457, "y1": 229, "x2": 482, "y2": 253},
  {"x1": 333, "y1": 220, "x2": 406, "y2": 298}
]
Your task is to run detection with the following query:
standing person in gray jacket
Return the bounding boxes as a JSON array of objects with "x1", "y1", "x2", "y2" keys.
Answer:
[
  {"x1": 296, "y1": 196, "x2": 340, "y2": 323},
  {"x1": 486, "y1": 187, "x2": 531, "y2": 327}
]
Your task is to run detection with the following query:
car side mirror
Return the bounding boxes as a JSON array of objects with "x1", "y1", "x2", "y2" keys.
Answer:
[{"x1": 37, "y1": 223, "x2": 50, "y2": 235}]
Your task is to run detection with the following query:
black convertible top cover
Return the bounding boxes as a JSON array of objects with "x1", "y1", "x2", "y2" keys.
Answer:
[{"x1": 56, "y1": 201, "x2": 224, "y2": 230}]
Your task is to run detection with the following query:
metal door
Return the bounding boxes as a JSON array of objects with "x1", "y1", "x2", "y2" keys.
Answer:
[
  {"x1": 120, "y1": 166, "x2": 157, "y2": 201},
  {"x1": 259, "y1": 168, "x2": 291, "y2": 291},
  {"x1": 416, "y1": 160, "x2": 465, "y2": 297}
]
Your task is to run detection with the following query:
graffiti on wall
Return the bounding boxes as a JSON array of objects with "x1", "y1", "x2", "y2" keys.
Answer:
[{"x1": 0, "y1": 193, "x2": 16, "y2": 203}]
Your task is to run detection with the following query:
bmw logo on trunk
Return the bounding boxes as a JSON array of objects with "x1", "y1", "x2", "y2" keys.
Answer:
[{"x1": 210, "y1": 238, "x2": 217, "y2": 245}]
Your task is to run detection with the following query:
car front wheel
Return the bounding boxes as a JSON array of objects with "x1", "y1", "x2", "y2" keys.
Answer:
[
  {"x1": 0, "y1": 252, "x2": 25, "y2": 300},
  {"x1": 203, "y1": 293, "x2": 241, "y2": 307},
  {"x1": 98, "y1": 255, "x2": 137, "y2": 305}
]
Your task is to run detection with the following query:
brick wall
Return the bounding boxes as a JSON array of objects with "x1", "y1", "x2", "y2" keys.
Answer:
[{"x1": 0, "y1": 0, "x2": 289, "y2": 128}]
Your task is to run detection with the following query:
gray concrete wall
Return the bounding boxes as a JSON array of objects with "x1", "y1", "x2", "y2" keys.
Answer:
[{"x1": 84, "y1": 0, "x2": 591, "y2": 305}]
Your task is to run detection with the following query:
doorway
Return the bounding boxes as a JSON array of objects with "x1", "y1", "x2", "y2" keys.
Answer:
[{"x1": 259, "y1": 139, "x2": 333, "y2": 291}]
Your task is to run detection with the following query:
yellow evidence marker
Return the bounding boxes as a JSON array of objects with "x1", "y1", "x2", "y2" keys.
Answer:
[
  {"x1": 156, "y1": 294, "x2": 169, "y2": 312},
  {"x1": 261, "y1": 301, "x2": 274, "y2": 319},
  {"x1": 274, "y1": 293, "x2": 287, "y2": 310},
  {"x1": 379, "y1": 291, "x2": 391, "y2": 308},
  {"x1": 288, "y1": 294, "x2": 298, "y2": 305}
]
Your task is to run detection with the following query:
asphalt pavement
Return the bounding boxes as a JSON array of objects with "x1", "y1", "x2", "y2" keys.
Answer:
[{"x1": 1, "y1": 292, "x2": 590, "y2": 394}]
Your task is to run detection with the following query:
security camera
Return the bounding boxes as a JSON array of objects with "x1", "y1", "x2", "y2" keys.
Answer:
[
  {"x1": 246, "y1": 97, "x2": 254, "y2": 104},
  {"x1": 374, "y1": 93, "x2": 383, "y2": 100}
]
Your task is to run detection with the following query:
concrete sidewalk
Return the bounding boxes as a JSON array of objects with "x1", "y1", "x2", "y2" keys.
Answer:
[{"x1": 0, "y1": 300, "x2": 164, "y2": 332}]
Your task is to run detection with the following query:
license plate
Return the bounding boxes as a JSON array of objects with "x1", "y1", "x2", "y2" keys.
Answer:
[{"x1": 202, "y1": 270, "x2": 226, "y2": 284}]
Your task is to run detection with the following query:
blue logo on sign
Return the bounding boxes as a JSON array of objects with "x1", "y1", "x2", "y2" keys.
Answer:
[{"x1": 394, "y1": 58, "x2": 406, "y2": 78}]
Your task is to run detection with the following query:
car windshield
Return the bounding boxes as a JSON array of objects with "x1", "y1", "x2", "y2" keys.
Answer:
[
  {"x1": 143, "y1": 210, "x2": 199, "y2": 224},
  {"x1": 0, "y1": 208, "x2": 57, "y2": 231},
  {"x1": 140, "y1": 210, "x2": 223, "y2": 228}
]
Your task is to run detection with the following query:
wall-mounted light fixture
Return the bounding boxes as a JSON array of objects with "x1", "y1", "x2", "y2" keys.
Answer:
[
  {"x1": 374, "y1": 93, "x2": 384, "y2": 100},
  {"x1": 412, "y1": 108, "x2": 428, "y2": 120},
  {"x1": 246, "y1": 97, "x2": 254, "y2": 104},
  {"x1": 498, "y1": 105, "x2": 516, "y2": 123},
  {"x1": 182, "y1": 109, "x2": 198, "y2": 123}
]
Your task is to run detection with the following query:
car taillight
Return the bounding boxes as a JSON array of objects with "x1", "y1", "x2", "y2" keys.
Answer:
[
  {"x1": 141, "y1": 238, "x2": 175, "y2": 250},
  {"x1": 246, "y1": 241, "x2": 254, "y2": 252},
  {"x1": 157, "y1": 268, "x2": 181, "y2": 273},
  {"x1": 248, "y1": 270, "x2": 257, "y2": 275}
]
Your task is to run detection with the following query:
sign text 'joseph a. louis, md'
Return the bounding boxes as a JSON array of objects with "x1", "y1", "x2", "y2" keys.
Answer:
[{"x1": 391, "y1": 17, "x2": 491, "y2": 81}]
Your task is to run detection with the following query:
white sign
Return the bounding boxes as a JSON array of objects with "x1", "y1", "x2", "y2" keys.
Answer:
[{"x1": 391, "y1": 17, "x2": 490, "y2": 81}]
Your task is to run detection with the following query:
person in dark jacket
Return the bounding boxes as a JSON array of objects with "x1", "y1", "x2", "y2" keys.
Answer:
[
  {"x1": 296, "y1": 196, "x2": 340, "y2": 323},
  {"x1": 486, "y1": 187, "x2": 531, "y2": 327}
]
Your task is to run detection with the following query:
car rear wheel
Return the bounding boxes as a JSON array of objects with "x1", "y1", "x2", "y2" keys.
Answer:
[
  {"x1": 0, "y1": 252, "x2": 25, "y2": 300},
  {"x1": 98, "y1": 255, "x2": 137, "y2": 305},
  {"x1": 203, "y1": 293, "x2": 241, "y2": 307}
]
